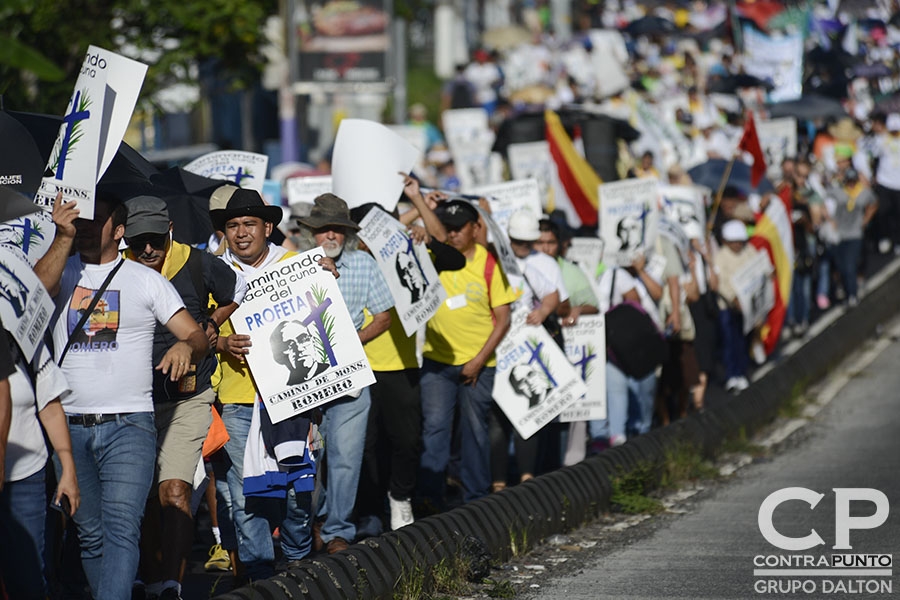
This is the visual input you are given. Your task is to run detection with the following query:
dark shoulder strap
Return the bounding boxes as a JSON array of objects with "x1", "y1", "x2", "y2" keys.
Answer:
[
  {"x1": 58, "y1": 259, "x2": 124, "y2": 367},
  {"x1": 609, "y1": 267, "x2": 617, "y2": 308},
  {"x1": 186, "y1": 247, "x2": 206, "y2": 300}
]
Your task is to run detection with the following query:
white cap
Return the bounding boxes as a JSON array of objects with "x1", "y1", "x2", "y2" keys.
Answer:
[
  {"x1": 721, "y1": 219, "x2": 748, "y2": 242},
  {"x1": 507, "y1": 209, "x2": 541, "y2": 242},
  {"x1": 887, "y1": 113, "x2": 900, "y2": 132}
]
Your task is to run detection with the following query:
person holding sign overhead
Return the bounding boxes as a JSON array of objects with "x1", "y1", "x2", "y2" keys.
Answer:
[
  {"x1": 295, "y1": 194, "x2": 394, "y2": 554},
  {"x1": 34, "y1": 193, "x2": 209, "y2": 600},
  {"x1": 420, "y1": 199, "x2": 516, "y2": 505}
]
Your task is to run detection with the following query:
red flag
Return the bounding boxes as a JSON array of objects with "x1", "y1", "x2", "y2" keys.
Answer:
[{"x1": 738, "y1": 112, "x2": 767, "y2": 188}]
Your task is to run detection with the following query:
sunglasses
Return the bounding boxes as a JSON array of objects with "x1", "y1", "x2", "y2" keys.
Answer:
[{"x1": 126, "y1": 233, "x2": 169, "y2": 251}]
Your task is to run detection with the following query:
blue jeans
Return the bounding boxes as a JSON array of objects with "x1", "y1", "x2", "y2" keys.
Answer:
[
  {"x1": 319, "y1": 388, "x2": 371, "y2": 543},
  {"x1": 589, "y1": 362, "x2": 629, "y2": 442},
  {"x1": 220, "y1": 403, "x2": 312, "y2": 580},
  {"x1": 718, "y1": 309, "x2": 748, "y2": 380},
  {"x1": 62, "y1": 412, "x2": 156, "y2": 600},
  {"x1": 834, "y1": 238, "x2": 862, "y2": 300},
  {"x1": 0, "y1": 467, "x2": 47, "y2": 599},
  {"x1": 419, "y1": 359, "x2": 495, "y2": 504},
  {"x1": 625, "y1": 371, "x2": 658, "y2": 437},
  {"x1": 817, "y1": 245, "x2": 834, "y2": 298},
  {"x1": 789, "y1": 270, "x2": 812, "y2": 325}
]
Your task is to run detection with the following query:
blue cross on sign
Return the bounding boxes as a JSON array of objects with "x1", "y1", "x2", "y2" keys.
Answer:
[
  {"x1": 7, "y1": 218, "x2": 43, "y2": 256},
  {"x1": 525, "y1": 340, "x2": 557, "y2": 387},
  {"x1": 55, "y1": 90, "x2": 91, "y2": 180},
  {"x1": 229, "y1": 167, "x2": 253, "y2": 187},
  {"x1": 301, "y1": 291, "x2": 336, "y2": 366},
  {"x1": 573, "y1": 345, "x2": 596, "y2": 381}
]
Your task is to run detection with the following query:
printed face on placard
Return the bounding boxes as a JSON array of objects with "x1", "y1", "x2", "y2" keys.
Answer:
[
  {"x1": 395, "y1": 250, "x2": 426, "y2": 303},
  {"x1": 509, "y1": 363, "x2": 552, "y2": 408},
  {"x1": 0, "y1": 262, "x2": 28, "y2": 318},
  {"x1": 616, "y1": 215, "x2": 642, "y2": 252},
  {"x1": 270, "y1": 319, "x2": 330, "y2": 386}
]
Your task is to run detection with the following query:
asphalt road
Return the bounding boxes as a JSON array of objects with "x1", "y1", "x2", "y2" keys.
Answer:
[{"x1": 530, "y1": 332, "x2": 900, "y2": 600}]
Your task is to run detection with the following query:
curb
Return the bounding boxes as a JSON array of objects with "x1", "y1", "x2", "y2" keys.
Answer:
[{"x1": 217, "y1": 265, "x2": 900, "y2": 599}]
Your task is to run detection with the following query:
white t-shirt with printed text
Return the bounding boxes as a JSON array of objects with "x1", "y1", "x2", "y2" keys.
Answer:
[
  {"x1": 509, "y1": 251, "x2": 569, "y2": 311},
  {"x1": 51, "y1": 256, "x2": 185, "y2": 414}
]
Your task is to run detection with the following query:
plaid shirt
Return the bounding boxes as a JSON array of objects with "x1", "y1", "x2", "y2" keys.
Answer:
[{"x1": 335, "y1": 249, "x2": 394, "y2": 330}]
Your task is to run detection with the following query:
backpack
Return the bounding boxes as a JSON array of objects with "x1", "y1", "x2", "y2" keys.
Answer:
[
  {"x1": 604, "y1": 269, "x2": 668, "y2": 379},
  {"x1": 450, "y1": 78, "x2": 475, "y2": 109}
]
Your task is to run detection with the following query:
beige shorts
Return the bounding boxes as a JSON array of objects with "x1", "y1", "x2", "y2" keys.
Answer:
[{"x1": 154, "y1": 387, "x2": 214, "y2": 485}]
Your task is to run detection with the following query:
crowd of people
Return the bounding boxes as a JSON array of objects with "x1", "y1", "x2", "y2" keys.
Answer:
[{"x1": 4, "y1": 1, "x2": 900, "y2": 599}]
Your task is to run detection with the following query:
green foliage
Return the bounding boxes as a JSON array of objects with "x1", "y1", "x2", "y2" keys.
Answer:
[
  {"x1": 609, "y1": 462, "x2": 664, "y2": 514},
  {"x1": 484, "y1": 579, "x2": 516, "y2": 599},
  {"x1": 393, "y1": 564, "x2": 425, "y2": 600},
  {"x1": 720, "y1": 426, "x2": 765, "y2": 456},
  {"x1": 430, "y1": 556, "x2": 470, "y2": 596},
  {"x1": 310, "y1": 284, "x2": 336, "y2": 363},
  {"x1": 660, "y1": 442, "x2": 718, "y2": 488},
  {"x1": 49, "y1": 88, "x2": 92, "y2": 173},
  {"x1": 2, "y1": 0, "x2": 276, "y2": 115}
]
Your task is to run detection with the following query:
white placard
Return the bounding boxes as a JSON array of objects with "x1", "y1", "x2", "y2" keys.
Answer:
[
  {"x1": 387, "y1": 125, "x2": 428, "y2": 176},
  {"x1": 658, "y1": 215, "x2": 690, "y2": 261},
  {"x1": 560, "y1": 315, "x2": 606, "y2": 422},
  {"x1": 442, "y1": 108, "x2": 490, "y2": 142},
  {"x1": 0, "y1": 211, "x2": 55, "y2": 267},
  {"x1": 286, "y1": 176, "x2": 332, "y2": 206},
  {"x1": 659, "y1": 184, "x2": 708, "y2": 235},
  {"x1": 358, "y1": 209, "x2": 447, "y2": 337},
  {"x1": 0, "y1": 247, "x2": 55, "y2": 361},
  {"x1": 34, "y1": 51, "x2": 108, "y2": 220},
  {"x1": 566, "y1": 238, "x2": 605, "y2": 279},
  {"x1": 90, "y1": 45, "x2": 148, "y2": 179},
  {"x1": 230, "y1": 248, "x2": 376, "y2": 423},
  {"x1": 470, "y1": 179, "x2": 543, "y2": 234},
  {"x1": 493, "y1": 310, "x2": 587, "y2": 439},
  {"x1": 184, "y1": 151, "x2": 269, "y2": 193},
  {"x1": 756, "y1": 117, "x2": 798, "y2": 180},
  {"x1": 507, "y1": 141, "x2": 554, "y2": 208},
  {"x1": 598, "y1": 178, "x2": 660, "y2": 267},
  {"x1": 742, "y1": 26, "x2": 804, "y2": 103},
  {"x1": 332, "y1": 119, "x2": 419, "y2": 212},
  {"x1": 449, "y1": 134, "x2": 498, "y2": 190},
  {"x1": 472, "y1": 203, "x2": 522, "y2": 277},
  {"x1": 731, "y1": 249, "x2": 775, "y2": 334}
]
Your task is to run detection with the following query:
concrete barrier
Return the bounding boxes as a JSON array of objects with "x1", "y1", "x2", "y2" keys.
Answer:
[{"x1": 216, "y1": 264, "x2": 900, "y2": 600}]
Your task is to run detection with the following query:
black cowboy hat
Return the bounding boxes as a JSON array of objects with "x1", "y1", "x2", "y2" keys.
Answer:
[
  {"x1": 209, "y1": 188, "x2": 283, "y2": 230},
  {"x1": 295, "y1": 193, "x2": 360, "y2": 231}
]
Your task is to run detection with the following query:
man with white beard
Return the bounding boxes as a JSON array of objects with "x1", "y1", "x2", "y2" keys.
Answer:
[{"x1": 295, "y1": 193, "x2": 393, "y2": 553}]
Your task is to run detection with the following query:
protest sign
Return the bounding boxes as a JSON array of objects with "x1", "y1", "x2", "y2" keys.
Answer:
[
  {"x1": 0, "y1": 210, "x2": 55, "y2": 267},
  {"x1": 470, "y1": 179, "x2": 542, "y2": 233},
  {"x1": 0, "y1": 247, "x2": 54, "y2": 361},
  {"x1": 443, "y1": 108, "x2": 498, "y2": 189},
  {"x1": 731, "y1": 249, "x2": 775, "y2": 334},
  {"x1": 507, "y1": 141, "x2": 554, "y2": 208},
  {"x1": 756, "y1": 118, "x2": 798, "y2": 180},
  {"x1": 34, "y1": 51, "x2": 108, "y2": 220},
  {"x1": 331, "y1": 119, "x2": 419, "y2": 211},
  {"x1": 286, "y1": 176, "x2": 333, "y2": 206},
  {"x1": 387, "y1": 125, "x2": 428, "y2": 177},
  {"x1": 742, "y1": 26, "x2": 803, "y2": 103},
  {"x1": 660, "y1": 184, "x2": 708, "y2": 235},
  {"x1": 493, "y1": 309, "x2": 587, "y2": 439},
  {"x1": 560, "y1": 314, "x2": 607, "y2": 422},
  {"x1": 658, "y1": 215, "x2": 691, "y2": 261},
  {"x1": 566, "y1": 238, "x2": 605, "y2": 279},
  {"x1": 472, "y1": 203, "x2": 521, "y2": 277},
  {"x1": 90, "y1": 46, "x2": 148, "y2": 179},
  {"x1": 230, "y1": 248, "x2": 376, "y2": 423},
  {"x1": 598, "y1": 178, "x2": 660, "y2": 267},
  {"x1": 358, "y1": 208, "x2": 447, "y2": 336},
  {"x1": 442, "y1": 108, "x2": 490, "y2": 142},
  {"x1": 184, "y1": 151, "x2": 269, "y2": 193}
]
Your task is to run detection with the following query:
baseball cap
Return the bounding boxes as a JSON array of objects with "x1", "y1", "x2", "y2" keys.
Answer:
[
  {"x1": 721, "y1": 219, "x2": 748, "y2": 242},
  {"x1": 124, "y1": 196, "x2": 170, "y2": 238},
  {"x1": 435, "y1": 200, "x2": 479, "y2": 230}
]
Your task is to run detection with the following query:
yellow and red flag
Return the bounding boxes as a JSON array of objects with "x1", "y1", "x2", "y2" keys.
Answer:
[
  {"x1": 545, "y1": 109, "x2": 601, "y2": 227},
  {"x1": 750, "y1": 195, "x2": 794, "y2": 354}
]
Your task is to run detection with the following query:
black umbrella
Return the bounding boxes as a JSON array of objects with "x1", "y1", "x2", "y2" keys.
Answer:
[
  {"x1": 623, "y1": 16, "x2": 677, "y2": 37},
  {"x1": 0, "y1": 112, "x2": 45, "y2": 201},
  {"x1": 708, "y1": 74, "x2": 774, "y2": 94},
  {"x1": 0, "y1": 188, "x2": 42, "y2": 223},
  {"x1": 688, "y1": 159, "x2": 775, "y2": 197},
  {"x1": 764, "y1": 95, "x2": 846, "y2": 120}
]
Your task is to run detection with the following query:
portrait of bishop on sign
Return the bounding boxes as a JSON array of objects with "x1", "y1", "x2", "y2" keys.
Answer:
[{"x1": 270, "y1": 320, "x2": 329, "y2": 386}]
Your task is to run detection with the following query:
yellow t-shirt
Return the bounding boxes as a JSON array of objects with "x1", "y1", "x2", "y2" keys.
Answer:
[
  {"x1": 362, "y1": 306, "x2": 418, "y2": 371},
  {"x1": 423, "y1": 244, "x2": 516, "y2": 366},
  {"x1": 217, "y1": 250, "x2": 297, "y2": 404}
]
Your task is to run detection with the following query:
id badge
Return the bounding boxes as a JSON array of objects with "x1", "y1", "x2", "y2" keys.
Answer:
[{"x1": 446, "y1": 294, "x2": 468, "y2": 310}]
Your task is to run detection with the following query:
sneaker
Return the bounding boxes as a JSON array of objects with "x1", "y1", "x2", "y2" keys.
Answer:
[
  {"x1": 735, "y1": 376, "x2": 750, "y2": 391},
  {"x1": 848, "y1": 296, "x2": 859, "y2": 307},
  {"x1": 204, "y1": 543, "x2": 231, "y2": 572},
  {"x1": 389, "y1": 494, "x2": 415, "y2": 531},
  {"x1": 158, "y1": 588, "x2": 182, "y2": 600},
  {"x1": 609, "y1": 434, "x2": 627, "y2": 447},
  {"x1": 725, "y1": 377, "x2": 739, "y2": 394},
  {"x1": 879, "y1": 239, "x2": 892, "y2": 254},
  {"x1": 751, "y1": 342, "x2": 766, "y2": 365},
  {"x1": 816, "y1": 294, "x2": 830, "y2": 310}
]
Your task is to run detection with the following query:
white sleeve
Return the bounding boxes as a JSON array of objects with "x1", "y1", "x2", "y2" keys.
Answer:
[
  {"x1": 232, "y1": 271, "x2": 248, "y2": 305},
  {"x1": 148, "y1": 270, "x2": 187, "y2": 325},
  {"x1": 543, "y1": 255, "x2": 570, "y2": 302},
  {"x1": 34, "y1": 342, "x2": 70, "y2": 410}
]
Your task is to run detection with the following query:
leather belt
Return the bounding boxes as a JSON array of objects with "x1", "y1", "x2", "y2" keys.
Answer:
[{"x1": 67, "y1": 413, "x2": 132, "y2": 426}]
